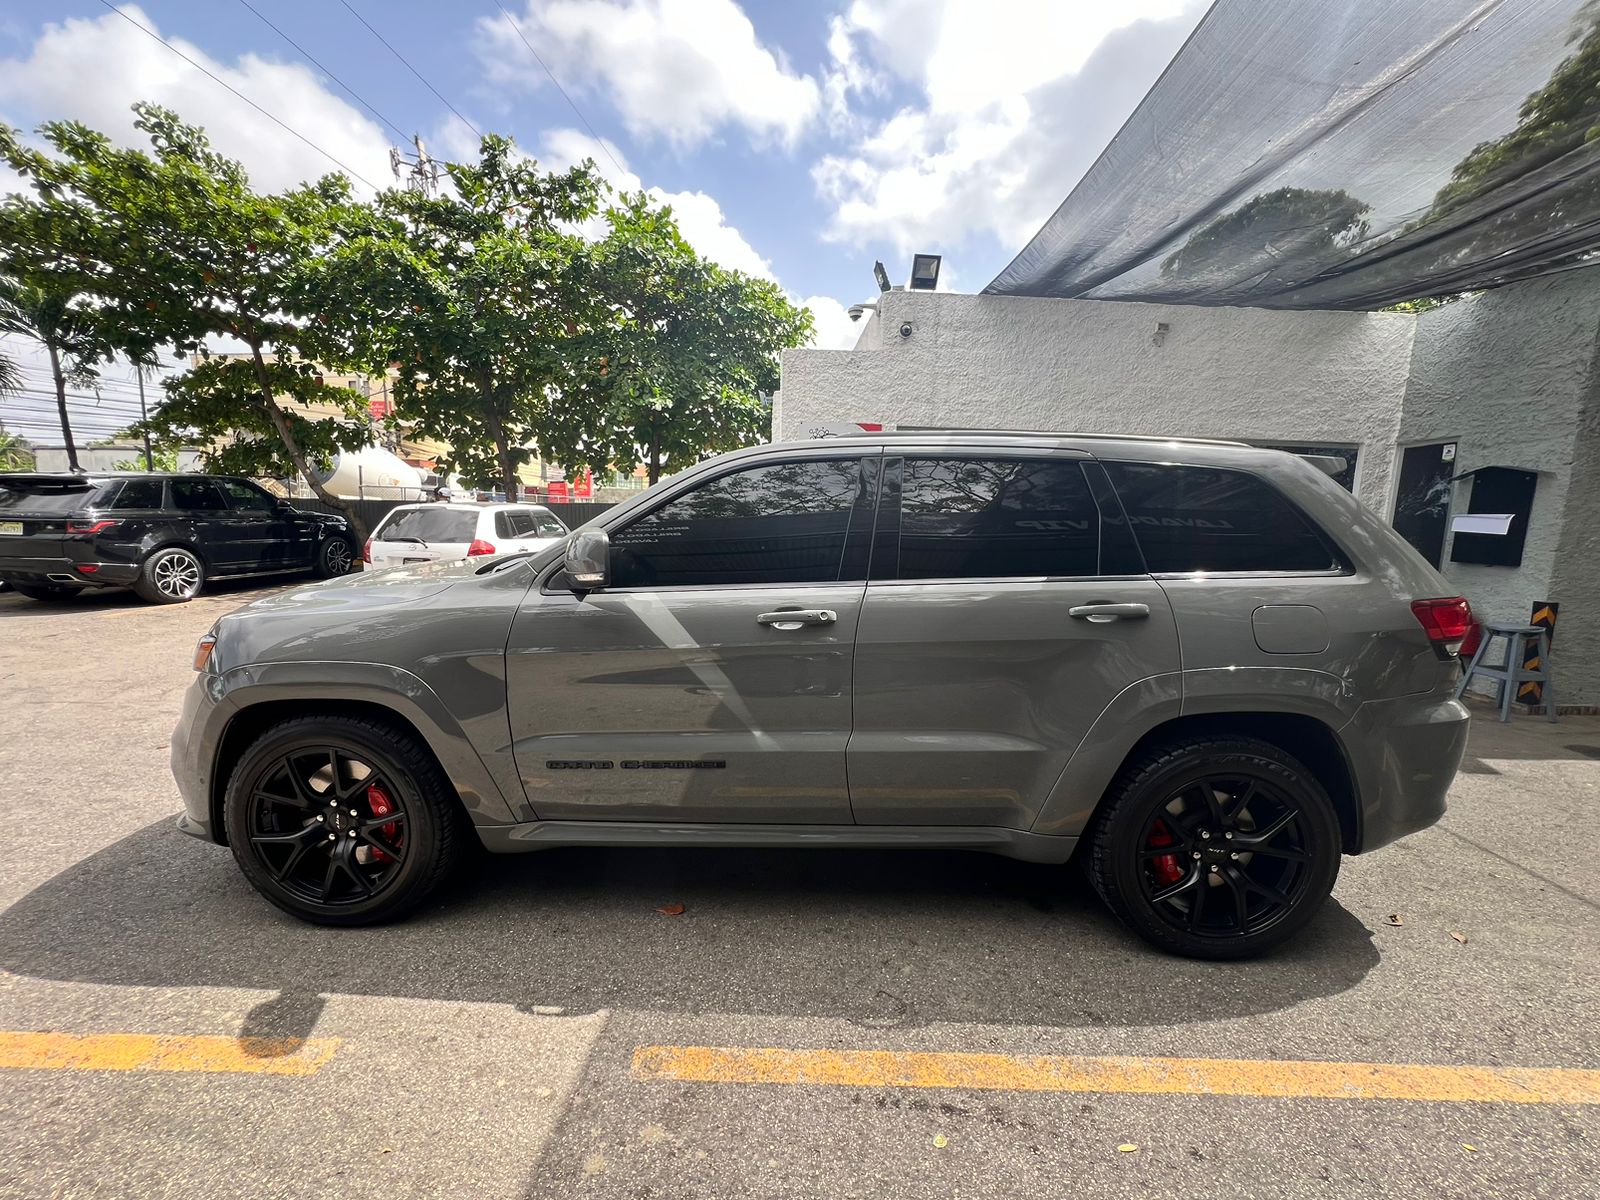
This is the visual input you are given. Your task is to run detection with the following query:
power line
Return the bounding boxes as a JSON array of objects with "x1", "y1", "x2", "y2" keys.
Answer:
[
  {"x1": 490, "y1": 0, "x2": 627, "y2": 178},
  {"x1": 92, "y1": 0, "x2": 382, "y2": 191},
  {"x1": 233, "y1": 0, "x2": 412, "y2": 144},
  {"x1": 337, "y1": 0, "x2": 482, "y2": 142}
]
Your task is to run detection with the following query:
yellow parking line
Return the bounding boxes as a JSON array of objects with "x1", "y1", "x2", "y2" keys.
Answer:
[
  {"x1": 0, "y1": 1032, "x2": 342, "y2": 1077},
  {"x1": 632, "y1": 1045, "x2": 1600, "y2": 1106}
]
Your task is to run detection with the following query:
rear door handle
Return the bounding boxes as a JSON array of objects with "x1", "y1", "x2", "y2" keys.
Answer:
[
  {"x1": 757, "y1": 609, "x2": 838, "y2": 630},
  {"x1": 1068, "y1": 602, "x2": 1151, "y2": 623}
]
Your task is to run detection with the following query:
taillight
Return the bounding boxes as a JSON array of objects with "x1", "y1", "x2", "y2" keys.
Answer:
[
  {"x1": 467, "y1": 538, "x2": 497, "y2": 557},
  {"x1": 66, "y1": 519, "x2": 121, "y2": 535},
  {"x1": 1411, "y1": 597, "x2": 1472, "y2": 658},
  {"x1": 362, "y1": 537, "x2": 373, "y2": 563}
]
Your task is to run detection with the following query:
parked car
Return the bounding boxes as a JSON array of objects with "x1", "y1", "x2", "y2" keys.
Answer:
[
  {"x1": 170, "y1": 433, "x2": 1471, "y2": 959},
  {"x1": 0, "y1": 473, "x2": 357, "y2": 604},
  {"x1": 364, "y1": 502, "x2": 568, "y2": 569}
]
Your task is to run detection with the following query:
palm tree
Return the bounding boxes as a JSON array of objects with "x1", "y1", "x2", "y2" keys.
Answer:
[
  {"x1": 0, "y1": 427, "x2": 34, "y2": 471},
  {"x1": 0, "y1": 277, "x2": 92, "y2": 472}
]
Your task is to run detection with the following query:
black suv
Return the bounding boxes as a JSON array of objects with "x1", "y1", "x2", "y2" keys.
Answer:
[{"x1": 0, "y1": 473, "x2": 357, "y2": 604}]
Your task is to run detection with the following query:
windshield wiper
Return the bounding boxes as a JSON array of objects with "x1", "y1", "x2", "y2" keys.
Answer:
[{"x1": 384, "y1": 535, "x2": 428, "y2": 546}]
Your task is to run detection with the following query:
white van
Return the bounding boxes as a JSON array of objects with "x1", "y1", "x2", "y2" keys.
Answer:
[{"x1": 364, "y1": 502, "x2": 568, "y2": 568}]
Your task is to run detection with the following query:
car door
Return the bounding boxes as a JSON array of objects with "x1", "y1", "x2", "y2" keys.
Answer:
[
  {"x1": 506, "y1": 453, "x2": 877, "y2": 824},
  {"x1": 847, "y1": 451, "x2": 1181, "y2": 829},
  {"x1": 215, "y1": 479, "x2": 299, "y2": 569},
  {"x1": 167, "y1": 478, "x2": 237, "y2": 568}
]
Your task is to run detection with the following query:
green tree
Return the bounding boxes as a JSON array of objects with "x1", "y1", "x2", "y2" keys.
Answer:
[
  {"x1": 112, "y1": 445, "x2": 179, "y2": 472},
  {"x1": 550, "y1": 192, "x2": 813, "y2": 485},
  {"x1": 0, "y1": 105, "x2": 377, "y2": 537},
  {"x1": 0, "y1": 277, "x2": 102, "y2": 472},
  {"x1": 0, "y1": 428, "x2": 35, "y2": 471},
  {"x1": 321, "y1": 135, "x2": 602, "y2": 498}
]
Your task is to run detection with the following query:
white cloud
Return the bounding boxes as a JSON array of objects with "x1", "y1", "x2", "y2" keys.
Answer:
[
  {"x1": 476, "y1": 0, "x2": 819, "y2": 149},
  {"x1": 800, "y1": 295, "x2": 863, "y2": 351},
  {"x1": 0, "y1": 6, "x2": 394, "y2": 193},
  {"x1": 816, "y1": 0, "x2": 1206, "y2": 257}
]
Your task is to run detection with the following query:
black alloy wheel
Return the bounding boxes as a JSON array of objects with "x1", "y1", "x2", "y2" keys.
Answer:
[
  {"x1": 224, "y1": 716, "x2": 463, "y2": 925},
  {"x1": 317, "y1": 536, "x2": 355, "y2": 577},
  {"x1": 1088, "y1": 736, "x2": 1341, "y2": 960}
]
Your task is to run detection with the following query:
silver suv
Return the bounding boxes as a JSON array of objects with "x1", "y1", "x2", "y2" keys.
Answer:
[{"x1": 171, "y1": 433, "x2": 1472, "y2": 959}]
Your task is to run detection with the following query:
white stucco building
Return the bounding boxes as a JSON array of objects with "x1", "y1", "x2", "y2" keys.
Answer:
[{"x1": 775, "y1": 268, "x2": 1600, "y2": 709}]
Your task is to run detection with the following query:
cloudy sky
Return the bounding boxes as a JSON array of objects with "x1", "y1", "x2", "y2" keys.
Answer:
[{"x1": 0, "y1": 0, "x2": 1205, "y2": 439}]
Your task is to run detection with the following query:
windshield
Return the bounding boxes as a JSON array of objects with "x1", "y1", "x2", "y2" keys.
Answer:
[
  {"x1": 376, "y1": 507, "x2": 480, "y2": 542},
  {"x1": 0, "y1": 480, "x2": 117, "y2": 514}
]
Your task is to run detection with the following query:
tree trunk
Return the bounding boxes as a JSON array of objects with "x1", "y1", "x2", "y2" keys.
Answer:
[
  {"x1": 482, "y1": 403, "x2": 518, "y2": 500},
  {"x1": 247, "y1": 345, "x2": 368, "y2": 546},
  {"x1": 46, "y1": 342, "x2": 81, "y2": 473},
  {"x1": 647, "y1": 424, "x2": 661, "y2": 486}
]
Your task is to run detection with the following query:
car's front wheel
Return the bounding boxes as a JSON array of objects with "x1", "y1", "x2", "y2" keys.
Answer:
[
  {"x1": 1087, "y1": 735, "x2": 1342, "y2": 960},
  {"x1": 223, "y1": 715, "x2": 464, "y2": 925},
  {"x1": 134, "y1": 546, "x2": 204, "y2": 603},
  {"x1": 314, "y1": 535, "x2": 357, "y2": 578}
]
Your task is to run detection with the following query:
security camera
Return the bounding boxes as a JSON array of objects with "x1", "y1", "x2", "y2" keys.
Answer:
[
  {"x1": 899, "y1": 321, "x2": 913, "y2": 339},
  {"x1": 848, "y1": 300, "x2": 878, "y2": 322}
]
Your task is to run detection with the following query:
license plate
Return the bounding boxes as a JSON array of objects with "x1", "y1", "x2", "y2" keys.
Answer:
[{"x1": 0, "y1": 522, "x2": 21, "y2": 536}]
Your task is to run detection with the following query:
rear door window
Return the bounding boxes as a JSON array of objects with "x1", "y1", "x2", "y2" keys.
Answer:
[
  {"x1": 886, "y1": 457, "x2": 1102, "y2": 579},
  {"x1": 1102, "y1": 461, "x2": 1344, "y2": 573},
  {"x1": 376, "y1": 507, "x2": 480, "y2": 542},
  {"x1": 111, "y1": 479, "x2": 166, "y2": 509},
  {"x1": 169, "y1": 479, "x2": 229, "y2": 512},
  {"x1": 495, "y1": 510, "x2": 536, "y2": 538}
]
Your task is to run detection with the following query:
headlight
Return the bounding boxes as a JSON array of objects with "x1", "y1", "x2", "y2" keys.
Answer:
[{"x1": 193, "y1": 631, "x2": 217, "y2": 673}]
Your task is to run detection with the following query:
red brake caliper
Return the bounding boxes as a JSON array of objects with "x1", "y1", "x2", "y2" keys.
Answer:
[
  {"x1": 1147, "y1": 818, "x2": 1182, "y2": 886},
  {"x1": 365, "y1": 782, "x2": 399, "y2": 863}
]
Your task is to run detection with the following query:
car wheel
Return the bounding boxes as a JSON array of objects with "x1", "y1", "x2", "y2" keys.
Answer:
[
  {"x1": 11, "y1": 582, "x2": 84, "y2": 602},
  {"x1": 1087, "y1": 735, "x2": 1341, "y2": 960},
  {"x1": 223, "y1": 715, "x2": 465, "y2": 926},
  {"x1": 315, "y1": 535, "x2": 356, "y2": 578},
  {"x1": 134, "y1": 546, "x2": 204, "y2": 604}
]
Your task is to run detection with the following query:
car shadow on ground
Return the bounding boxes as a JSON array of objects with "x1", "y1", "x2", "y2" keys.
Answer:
[
  {"x1": 0, "y1": 817, "x2": 1379, "y2": 1033},
  {"x1": 0, "y1": 575, "x2": 301, "y2": 617}
]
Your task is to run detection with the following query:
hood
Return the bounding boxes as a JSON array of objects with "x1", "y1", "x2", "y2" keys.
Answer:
[{"x1": 231, "y1": 557, "x2": 465, "y2": 616}]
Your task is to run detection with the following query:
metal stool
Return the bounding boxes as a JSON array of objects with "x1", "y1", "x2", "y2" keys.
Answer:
[{"x1": 1454, "y1": 620, "x2": 1556, "y2": 723}]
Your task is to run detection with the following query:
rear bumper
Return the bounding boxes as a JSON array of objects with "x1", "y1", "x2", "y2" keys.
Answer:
[
  {"x1": 0, "y1": 554, "x2": 139, "y2": 586},
  {"x1": 1343, "y1": 690, "x2": 1470, "y2": 852}
]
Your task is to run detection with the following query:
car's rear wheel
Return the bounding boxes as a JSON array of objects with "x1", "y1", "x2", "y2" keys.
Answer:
[
  {"x1": 11, "y1": 582, "x2": 83, "y2": 602},
  {"x1": 134, "y1": 546, "x2": 204, "y2": 603},
  {"x1": 1087, "y1": 736, "x2": 1341, "y2": 960},
  {"x1": 223, "y1": 715, "x2": 464, "y2": 926},
  {"x1": 315, "y1": 535, "x2": 356, "y2": 578}
]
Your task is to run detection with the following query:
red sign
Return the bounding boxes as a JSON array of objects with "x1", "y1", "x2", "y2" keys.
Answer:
[
  {"x1": 368, "y1": 397, "x2": 390, "y2": 419},
  {"x1": 546, "y1": 480, "x2": 569, "y2": 502},
  {"x1": 573, "y1": 470, "x2": 592, "y2": 498}
]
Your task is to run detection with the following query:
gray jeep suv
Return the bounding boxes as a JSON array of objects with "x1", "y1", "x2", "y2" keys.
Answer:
[{"x1": 171, "y1": 433, "x2": 1472, "y2": 959}]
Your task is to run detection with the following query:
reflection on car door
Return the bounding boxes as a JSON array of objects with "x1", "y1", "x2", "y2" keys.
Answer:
[
  {"x1": 168, "y1": 478, "x2": 237, "y2": 567},
  {"x1": 215, "y1": 479, "x2": 300, "y2": 569},
  {"x1": 847, "y1": 453, "x2": 1181, "y2": 829},
  {"x1": 506, "y1": 454, "x2": 877, "y2": 824}
]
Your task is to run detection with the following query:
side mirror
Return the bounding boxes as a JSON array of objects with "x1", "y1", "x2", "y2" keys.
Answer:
[
  {"x1": 565, "y1": 529, "x2": 609, "y2": 589},
  {"x1": 275, "y1": 498, "x2": 294, "y2": 511}
]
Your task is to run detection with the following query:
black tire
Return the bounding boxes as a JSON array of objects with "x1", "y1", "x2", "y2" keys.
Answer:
[
  {"x1": 1087, "y1": 735, "x2": 1341, "y2": 960},
  {"x1": 314, "y1": 535, "x2": 356, "y2": 578},
  {"x1": 133, "y1": 546, "x2": 204, "y2": 603},
  {"x1": 223, "y1": 714, "x2": 465, "y2": 926},
  {"x1": 12, "y1": 582, "x2": 83, "y2": 602}
]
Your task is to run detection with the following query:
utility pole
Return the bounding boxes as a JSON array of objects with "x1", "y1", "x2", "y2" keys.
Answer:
[
  {"x1": 136, "y1": 368, "x2": 152, "y2": 471},
  {"x1": 390, "y1": 134, "x2": 440, "y2": 197}
]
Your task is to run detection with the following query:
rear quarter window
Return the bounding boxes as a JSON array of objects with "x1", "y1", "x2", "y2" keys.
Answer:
[
  {"x1": 111, "y1": 479, "x2": 166, "y2": 509},
  {"x1": 1102, "y1": 461, "x2": 1345, "y2": 574}
]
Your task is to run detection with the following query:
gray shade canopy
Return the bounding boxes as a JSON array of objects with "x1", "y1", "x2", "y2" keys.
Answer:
[{"x1": 986, "y1": 0, "x2": 1600, "y2": 309}]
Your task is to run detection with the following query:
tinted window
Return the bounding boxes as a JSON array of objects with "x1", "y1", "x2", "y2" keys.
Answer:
[
  {"x1": 495, "y1": 510, "x2": 535, "y2": 538},
  {"x1": 170, "y1": 479, "x2": 228, "y2": 512},
  {"x1": 892, "y1": 457, "x2": 1099, "y2": 579},
  {"x1": 532, "y1": 511, "x2": 567, "y2": 537},
  {"x1": 112, "y1": 479, "x2": 166, "y2": 509},
  {"x1": 1102, "y1": 462, "x2": 1342, "y2": 573},
  {"x1": 217, "y1": 479, "x2": 274, "y2": 510},
  {"x1": 376, "y1": 507, "x2": 481, "y2": 542},
  {"x1": 0, "y1": 480, "x2": 113, "y2": 514},
  {"x1": 611, "y1": 459, "x2": 864, "y2": 588}
]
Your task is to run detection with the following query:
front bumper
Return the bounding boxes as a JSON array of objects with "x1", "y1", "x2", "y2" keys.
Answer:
[
  {"x1": 1343, "y1": 690, "x2": 1471, "y2": 852},
  {"x1": 171, "y1": 671, "x2": 225, "y2": 843}
]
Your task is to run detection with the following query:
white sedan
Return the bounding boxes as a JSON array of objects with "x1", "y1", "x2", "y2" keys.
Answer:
[{"x1": 364, "y1": 502, "x2": 569, "y2": 568}]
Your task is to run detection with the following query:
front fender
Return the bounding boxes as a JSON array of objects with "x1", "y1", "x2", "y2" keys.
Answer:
[{"x1": 211, "y1": 660, "x2": 523, "y2": 826}]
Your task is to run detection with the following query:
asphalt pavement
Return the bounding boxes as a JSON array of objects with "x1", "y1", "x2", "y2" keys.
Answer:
[{"x1": 0, "y1": 579, "x2": 1595, "y2": 1198}]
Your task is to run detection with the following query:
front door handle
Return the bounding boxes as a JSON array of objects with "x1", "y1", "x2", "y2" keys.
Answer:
[
  {"x1": 1068, "y1": 602, "x2": 1151, "y2": 623},
  {"x1": 757, "y1": 609, "x2": 838, "y2": 630}
]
